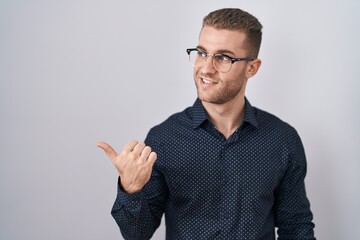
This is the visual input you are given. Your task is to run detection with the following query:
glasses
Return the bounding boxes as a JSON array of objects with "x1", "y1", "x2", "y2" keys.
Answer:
[{"x1": 186, "y1": 48, "x2": 255, "y2": 73}]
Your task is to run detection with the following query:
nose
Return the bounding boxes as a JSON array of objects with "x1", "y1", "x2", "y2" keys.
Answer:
[{"x1": 200, "y1": 56, "x2": 217, "y2": 75}]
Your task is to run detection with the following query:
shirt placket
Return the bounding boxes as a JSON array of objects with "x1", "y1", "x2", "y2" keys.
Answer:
[{"x1": 219, "y1": 130, "x2": 240, "y2": 238}]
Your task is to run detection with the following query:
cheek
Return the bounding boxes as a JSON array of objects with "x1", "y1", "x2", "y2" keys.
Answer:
[
  {"x1": 220, "y1": 70, "x2": 246, "y2": 88},
  {"x1": 229, "y1": 67, "x2": 247, "y2": 81},
  {"x1": 194, "y1": 66, "x2": 202, "y2": 77}
]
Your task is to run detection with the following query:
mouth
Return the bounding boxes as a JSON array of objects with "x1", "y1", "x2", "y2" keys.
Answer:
[{"x1": 201, "y1": 77, "x2": 217, "y2": 85}]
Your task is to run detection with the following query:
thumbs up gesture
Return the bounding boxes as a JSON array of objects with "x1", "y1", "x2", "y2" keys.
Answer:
[{"x1": 97, "y1": 141, "x2": 157, "y2": 194}]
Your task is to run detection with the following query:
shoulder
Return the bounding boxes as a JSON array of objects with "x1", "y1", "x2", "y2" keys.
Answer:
[
  {"x1": 252, "y1": 106, "x2": 302, "y2": 147},
  {"x1": 251, "y1": 106, "x2": 307, "y2": 167},
  {"x1": 254, "y1": 106, "x2": 296, "y2": 132},
  {"x1": 145, "y1": 106, "x2": 193, "y2": 143}
]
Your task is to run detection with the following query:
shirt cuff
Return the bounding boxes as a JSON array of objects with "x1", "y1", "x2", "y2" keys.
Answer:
[{"x1": 116, "y1": 177, "x2": 143, "y2": 205}]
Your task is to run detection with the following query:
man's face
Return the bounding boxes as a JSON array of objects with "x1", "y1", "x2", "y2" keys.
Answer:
[{"x1": 194, "y1": 26, "x2": 251, "y2": 105}]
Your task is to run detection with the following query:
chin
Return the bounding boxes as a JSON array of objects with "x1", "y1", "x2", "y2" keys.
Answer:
[{"x1": 198, "y1": 95, "x2": 226, "y2": 105}]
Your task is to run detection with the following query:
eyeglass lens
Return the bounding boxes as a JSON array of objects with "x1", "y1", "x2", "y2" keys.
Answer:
[{"x1": 188, "y1": 50, "x2": 232, "y2": 73}]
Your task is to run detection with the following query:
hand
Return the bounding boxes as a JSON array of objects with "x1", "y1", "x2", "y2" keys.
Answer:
[{"x1": 97, "y1": 141, "x2": 157, "y2": 193}]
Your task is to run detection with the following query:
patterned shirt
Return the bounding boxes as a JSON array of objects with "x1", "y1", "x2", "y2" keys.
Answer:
[{"x1": 111, "y1": 98, "x2": 316, "y2": 240}]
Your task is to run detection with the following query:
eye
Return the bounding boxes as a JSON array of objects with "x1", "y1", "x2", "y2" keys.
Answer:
[
  {"x1": 197, "y1": 50, "x2": 207, "y2": 58},
  {"x1": 215, "y1": 54, "x2": 231, "y2": 62}
]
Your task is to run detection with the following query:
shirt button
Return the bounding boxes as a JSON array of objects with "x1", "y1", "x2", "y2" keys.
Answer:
[
  {"x1": 220, "y1": 211, "x2": 230, "y2": 219},
  {"x1": 214, "y1": 230, "x2": 221, "y2": 239},
  {"x1": 222, "y1": 176, "x2": 229, "y2": 185}
]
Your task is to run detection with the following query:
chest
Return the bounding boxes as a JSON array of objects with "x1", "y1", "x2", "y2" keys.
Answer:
[{"x1": 159, "y1": 131, "x2": 288, "y2": 200}]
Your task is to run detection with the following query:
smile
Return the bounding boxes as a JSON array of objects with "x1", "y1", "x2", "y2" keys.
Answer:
[{"x1": 201, "y1": 78, "x2": 217, "y2": 84}]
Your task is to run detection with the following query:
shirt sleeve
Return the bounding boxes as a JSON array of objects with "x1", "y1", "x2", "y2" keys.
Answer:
[
  {"x1": 274, "y1": 130, "x2": 316, "y2": 239},
  {"x1": 111, "y1": 129, "x2": 168, "y2": 240}
]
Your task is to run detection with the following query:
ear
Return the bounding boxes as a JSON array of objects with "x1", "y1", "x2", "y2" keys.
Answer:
[{"x1": 245, "y1": 58, "x2": 262, "y2": 79}]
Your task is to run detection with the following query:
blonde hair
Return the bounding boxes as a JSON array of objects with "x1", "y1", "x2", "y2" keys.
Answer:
[{"x1": 203, "y1": 8, "x2": 263, "y2": 58}]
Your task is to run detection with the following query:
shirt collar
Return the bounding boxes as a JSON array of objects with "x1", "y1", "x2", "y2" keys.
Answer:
[
  {"x1": 243, "y1": 97, "x2": 259, "y2": 129},
  {"x1": 191, "y1": 98, "x2": 208, "y2": 129},
  {"x1": 191, "y1": 97, "x2": 259, "y2": 129}
]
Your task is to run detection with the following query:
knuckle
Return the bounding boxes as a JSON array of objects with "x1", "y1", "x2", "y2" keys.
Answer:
[
  {"x1": 142, "y1": 146, "x2": 151, "y2": 155},
  {"x1": 119, "y1": 151, "x2": 127, "y2": 160},
  {"x1": 128, "y1": 152, "x2": 136, "y2": 161}
]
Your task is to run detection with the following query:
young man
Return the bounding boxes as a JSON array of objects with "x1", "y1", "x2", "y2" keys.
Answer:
[{"x1": 97, "y1": 8, "x2": 316, "y2": 239}]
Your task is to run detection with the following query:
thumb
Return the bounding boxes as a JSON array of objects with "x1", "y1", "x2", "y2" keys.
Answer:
[{"x1": 96, "y1": 141, "x2": 118, "y2": 160}]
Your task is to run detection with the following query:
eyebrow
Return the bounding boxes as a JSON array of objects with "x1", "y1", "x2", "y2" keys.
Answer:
[{"x1": 196, "y1": 45, "x2": 236, "y2": 56}]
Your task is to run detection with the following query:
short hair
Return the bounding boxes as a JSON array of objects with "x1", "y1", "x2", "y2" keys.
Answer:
[{"x1": 202, "y1": 8, "x2": 263, "y2": 58}]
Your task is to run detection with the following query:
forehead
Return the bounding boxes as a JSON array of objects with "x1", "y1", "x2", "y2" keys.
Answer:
[{"x1": 198, "y1": 26, "x2": 247, "y2": 55}]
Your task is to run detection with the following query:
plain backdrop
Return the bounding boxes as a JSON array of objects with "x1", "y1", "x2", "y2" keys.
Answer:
[{"x1": 1, "y1": 0, "x2": 359, "y2": 239}]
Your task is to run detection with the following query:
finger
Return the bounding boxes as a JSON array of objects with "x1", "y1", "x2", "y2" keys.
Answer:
[
  {"x1": 96, "y1": 142, "x2": 118, "y2": 160},
  {"x1": 132, "y1": 142, "x2": 146, "y2": 155},
  {"x1": 123, "y1": 140, "x2": 139, "y2": 153},
  {"x1": 140, "y1": 146, "x2": 152, "y2": 159},
  {"x1": 146, "y1": 152, "x2": 157, "y2": 166}
]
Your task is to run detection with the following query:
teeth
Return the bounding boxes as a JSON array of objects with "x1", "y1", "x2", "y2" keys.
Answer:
[{"x1": 202, "y1": 79, "x2": 214, "y2": 84}]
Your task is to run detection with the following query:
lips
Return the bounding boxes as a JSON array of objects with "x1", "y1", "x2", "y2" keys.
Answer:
[{"x1": 201, "y1": 77, "x2": 217, "y2": 84}]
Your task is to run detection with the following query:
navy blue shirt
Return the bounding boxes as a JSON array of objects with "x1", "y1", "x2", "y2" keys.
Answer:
[{"x1": 112, "y1": 98, "x2": 315, "y2": 239}]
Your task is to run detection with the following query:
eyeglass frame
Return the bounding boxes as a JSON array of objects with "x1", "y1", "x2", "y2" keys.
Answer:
[{"x1": 186, "y1": 48, "x2": 255, "y2": 73}]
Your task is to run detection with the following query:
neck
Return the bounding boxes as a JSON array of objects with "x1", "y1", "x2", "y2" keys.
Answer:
[{"x1": 202, "y1": 96, "x2": 246, "y2": 139}]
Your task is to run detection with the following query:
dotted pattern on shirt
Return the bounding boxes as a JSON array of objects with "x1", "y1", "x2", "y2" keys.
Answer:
[{"x1": 111, "y1": 98, "x2": 315, "y2": 240}]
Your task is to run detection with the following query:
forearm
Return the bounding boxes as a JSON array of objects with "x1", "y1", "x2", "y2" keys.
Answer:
[
  {"x1": 112, "y1": 161, "x2": 167, "y2": 240},
  {"x1": 275, "y1": 131, "x2": 316, "y2": 239},
  {"x1": 111, "y1": 184, "x2": 163, "y2": 240},
  {"x1": 276, "y1": 197, "x2": 315, "y2": 239}
]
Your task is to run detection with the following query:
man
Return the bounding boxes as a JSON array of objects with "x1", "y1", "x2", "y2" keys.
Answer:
[{"x1": 97, "y1": 8, "x2": 316, "y2": 239}]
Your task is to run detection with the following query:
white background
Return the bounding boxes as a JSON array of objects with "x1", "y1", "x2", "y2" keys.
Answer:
[{"x1": 1, "y1": 0, "x2": 359, "y2": 239}]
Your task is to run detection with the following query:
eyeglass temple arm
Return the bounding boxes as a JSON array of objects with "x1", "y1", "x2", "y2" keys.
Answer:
[{"x1": 231, "y1": 57, "x2": 255, "y2": 63}]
